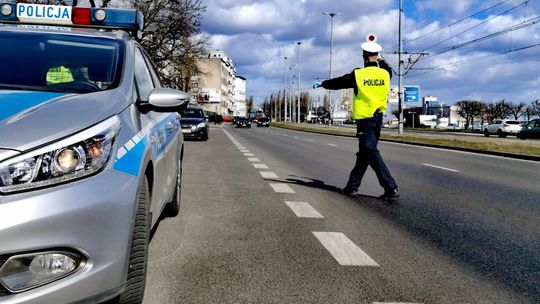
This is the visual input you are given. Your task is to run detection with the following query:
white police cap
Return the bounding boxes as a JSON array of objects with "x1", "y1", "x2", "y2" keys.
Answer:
[{"x1": 361, "y1": 33, "x2": 382, "y2": 53}]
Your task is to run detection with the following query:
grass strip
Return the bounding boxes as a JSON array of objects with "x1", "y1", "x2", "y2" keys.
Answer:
[{"x1": 272, "y1": 122, "x2": 540, "y2": 158}]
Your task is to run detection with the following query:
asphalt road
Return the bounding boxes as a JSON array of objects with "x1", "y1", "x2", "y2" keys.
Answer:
[{"x1": 143, "y1": 123, "x2": 539, "y2": 304}]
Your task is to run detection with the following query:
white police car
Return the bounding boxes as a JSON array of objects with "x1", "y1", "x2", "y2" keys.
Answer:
[{"x1": 0, "y1": 2, "x2": 187, "y2": 303}]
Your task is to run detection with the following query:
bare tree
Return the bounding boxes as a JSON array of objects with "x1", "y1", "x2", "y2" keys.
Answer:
[
  {"x1": 482, "y1": 100, "x2": 511, "y2": 123},
  {"x1": 532, "y1": 99, "x2": 540, "y2": 116},
  {"x1": 455, "y1": 100, "x2": 484, "y2": 130},
  {"x1": 506, "y1": 101, "x2": 526, "y2": 120},
  {"x1": 100, "y1": 0, "x2": 207, "y2": 90}
]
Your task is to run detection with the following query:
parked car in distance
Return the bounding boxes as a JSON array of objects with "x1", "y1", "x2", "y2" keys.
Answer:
[
  {"x1": 256, "y1": 117, "x2": 270, "y2": 127},
  {"x1": 231, "y1": 116, "x2": 240, "y2": 126},
  {"x1": 223, "y1": 116, "x2": 233, "y2": 122},
  {"x1": 517, "y1": 119, "x2": 540, "y2": 139},
  {"x1": 235, "y1": 116, "x2": 252, "y2": 128},
  {"x1": 179, "y1": 107, "x2": 209, "y2": 140},
  {"x1": 483, "y1": 119, "x2": 522, "y2": 137}
]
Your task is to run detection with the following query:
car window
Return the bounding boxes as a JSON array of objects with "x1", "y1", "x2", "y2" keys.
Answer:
[
  {"x1": 179, "y1": 108, "x2": 205, "y2": 118},
  {"x1": 535, "y1": 120, "x2": 540, "y2": 128},
  {"x1": 0, "y1": 31, "x2": 122, "y2": 93},
  {"x1": 506, "y1": 121, "x2": 520, "y2": 125},
  {"x1": 141, "y1": 50, "x2": 162, "y2": 88},
  {"x1": 493, "y1": 120, "x2": 501, "y2": 124},
  {"x1": 134, "y1": 47, "x2": 155, "y2": 102}
]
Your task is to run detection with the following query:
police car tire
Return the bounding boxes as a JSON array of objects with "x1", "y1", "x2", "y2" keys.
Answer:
[
  {"x1": 117, "y1": 176, "x2": 150, "y2": 304},
  {"x1": 165, "y1": 159, "x2": 182, "y2": 217}
]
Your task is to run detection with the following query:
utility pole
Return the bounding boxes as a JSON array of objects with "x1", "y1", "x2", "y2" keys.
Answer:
[
  {"x1": 398, "y1": 0, "x2": 403, "y2": 134},
  {"x1": 296, "y1": 41, "x2": 302, "y2": 123},
  {"x1": 284, "y1": 56, "x2": 288, "y2": 122},
  {"x1": 396, "y1": 0, "x2": 427, "y2": 134},
  {"x1": 322, "y1": 12, "x2": 341, "y2": 124}
]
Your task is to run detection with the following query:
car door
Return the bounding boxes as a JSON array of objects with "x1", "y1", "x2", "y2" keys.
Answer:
[{"x1": 133, "y1": 47, "x2": 180, "y2": 220}]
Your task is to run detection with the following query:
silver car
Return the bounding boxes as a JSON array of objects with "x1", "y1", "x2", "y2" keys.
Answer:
[{"x1": 0, "y1": 3, "x2": 186, "y2": 303}]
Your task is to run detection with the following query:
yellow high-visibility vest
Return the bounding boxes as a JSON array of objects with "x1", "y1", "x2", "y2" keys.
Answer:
[
  {"x1": 352, "y1": 66, "x2": 390, "y2": 120},
  {"x1": 46, "y1": 66, "x2": 74, "y2": 85}
]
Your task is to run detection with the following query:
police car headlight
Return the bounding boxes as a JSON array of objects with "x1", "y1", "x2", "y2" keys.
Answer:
[
  {"x1": 196, "y1": 122, "x2": 206, "y2": 129},
  {"x1": 0, "y1": 117, "x2": 121, "y2": 194}
]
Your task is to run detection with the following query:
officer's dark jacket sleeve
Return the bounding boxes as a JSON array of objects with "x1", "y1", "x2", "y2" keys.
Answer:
[{"x1": 320, "y1": 71, "x2": 356, "y2": 90}]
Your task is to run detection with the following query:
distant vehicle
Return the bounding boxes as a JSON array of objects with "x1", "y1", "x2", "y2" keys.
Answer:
[
  {"x1": 232, "y1": 116, "x2": 240, "y2": 126},
  {"x1": 179, "y1": 108, "x2": 209, "y2": 140},
  {"x1": 483, "y1": 119, "x2": 522, "y2": 137},
  {"x1": 235, "y1": 116, "x2": 252, "y2": 128},
  {"x1": 256, "y1": 116, "x2": 270, "y2": 127},
  {"x1": 223, "y1": 116, "x2": 234, "y2": 122},
  {"x1": 517, "y1": 119, "x2": 540, "y2": 139}
]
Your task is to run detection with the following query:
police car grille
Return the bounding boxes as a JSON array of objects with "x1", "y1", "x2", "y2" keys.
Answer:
[{"x1": 0, "y1": 258, "x2": 8, "y2": 296}]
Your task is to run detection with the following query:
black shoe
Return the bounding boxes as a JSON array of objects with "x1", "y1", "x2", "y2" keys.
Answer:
[
  {"x1": 341, "y1": 187, "x2": 358, "y2": 196},
  {"x1": 379, "y1": 188, "x2": 400, "y2": 201}
]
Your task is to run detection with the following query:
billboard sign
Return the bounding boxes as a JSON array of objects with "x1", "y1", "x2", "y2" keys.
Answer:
[{"x1": 404, "y1": 86, "x2": 420, "y2": 103}]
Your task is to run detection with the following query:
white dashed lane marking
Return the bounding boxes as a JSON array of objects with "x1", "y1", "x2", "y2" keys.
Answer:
[
  {"x1": 243, "y1": 153, "x2": 255, "y2": 157},
  {"x1": 259, "y1": 171, "x2": 279, "y2": 179},
  {"x1": 285, "y1": 201, "x2": 324, "y2": 218},
  {"x1": 240, "y1": 149, "x2": 250, "y2": 153},
  {"x1": 327, "y1": 143, "x2": 338, "y2": 147},
  {"x1": 373, "y1": 302, "x2": 424, "y2": 304},
  {"x1": 269, "y1": 183, "x2": 295, "y2": 193},
  {"x1": 253, "y1": 164, "x2": 269, "y2": 169},
  {"x1": 248, "y1": 158, "x2": 261, "y2": 162},
  {"x1": 312, "y1": 232, "x2": 379, "y2": 266},
  {"x1": 422, "y1": 163, "x2": 460, "y2": 172}
]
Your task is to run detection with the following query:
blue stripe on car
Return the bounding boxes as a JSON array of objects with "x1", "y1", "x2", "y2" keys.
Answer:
[
  {"x1": 113, "y1": 113, "x2": 178, "y2": 176},
  {"x1": 0, "y1": 91, "x2": 65, "y2": 122}
]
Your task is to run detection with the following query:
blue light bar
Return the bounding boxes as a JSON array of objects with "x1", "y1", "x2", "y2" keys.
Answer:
[{"x1": 91, "y1": 8, "x2": 143, "y2": 32}]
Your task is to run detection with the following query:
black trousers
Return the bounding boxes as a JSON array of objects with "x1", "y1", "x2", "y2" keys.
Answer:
[{"x1": 346, "y1": 113, "x2": 397, "y2": 192}]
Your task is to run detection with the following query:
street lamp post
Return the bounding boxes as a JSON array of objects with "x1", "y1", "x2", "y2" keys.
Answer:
[
  {"x1": 296, "y1": 41, "x2": 302, "y2": 123},
  {"x1": 284, "y1": 56, "x2": 288, "y2": 122},
  {"x1": 322, "y1": 12, "x2": 341, "y2": 124}
]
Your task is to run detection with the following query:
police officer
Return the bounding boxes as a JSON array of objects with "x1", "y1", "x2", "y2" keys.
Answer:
[{"x1": 320, "y1": 34, "x2": 399, "y2": 200}]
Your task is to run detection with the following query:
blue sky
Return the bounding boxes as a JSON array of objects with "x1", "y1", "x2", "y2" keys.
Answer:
[{"x1": 199, "y1": 0, "x2": 540, "y2": 107}]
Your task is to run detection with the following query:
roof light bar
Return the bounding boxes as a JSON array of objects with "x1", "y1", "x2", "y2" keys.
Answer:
[{"x1": 0, "y1": 3, "x2": 143, "y2": 35}]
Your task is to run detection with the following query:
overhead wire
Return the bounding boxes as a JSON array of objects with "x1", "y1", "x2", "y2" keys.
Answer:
[
  {"x1": 407, "y1": 42, "x2": 540, "y2": 78},
  {"x1": 402, "y1": 0, "x2": 514, "y2": 46},
  {"x1": 420, "y1": 0, "x2": 530, "y2": 52}
]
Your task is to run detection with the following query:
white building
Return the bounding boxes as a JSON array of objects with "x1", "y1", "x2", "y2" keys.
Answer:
[
  {"x1": 233, "y1": 76, "x2": 247, "y2": 116},
  {"x1": 190, "y1": 50, "x2": 237, "y2": 116}
]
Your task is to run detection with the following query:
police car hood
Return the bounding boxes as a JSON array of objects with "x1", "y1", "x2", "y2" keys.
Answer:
[
  {"x1": 0, "y1": 90, "x2": 129, "y2": 152},
  {"x1": 179, "y1": 117, "x2": 205, "y2": 126}
]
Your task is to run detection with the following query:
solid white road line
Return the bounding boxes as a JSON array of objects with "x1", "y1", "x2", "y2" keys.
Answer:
[
  {"x1": 253, "y1": 164, "x2": 269, "y2": 169},
  {"x1": 248, "y1": 158, "x2": 261, "y2": 162},
  {"x1": 284, "y1": 201, "x2": 324, "y2": 218},
  {"x1": 244, "y1": 153, "x2": 255, "y2": 157},
  {"x1": 312, "y1": 232, "x2": 379, "y2": 266},
  {"x1": 269, "y1": 183, "x2": 295, "y2": 193},
  {"x1": 260, "y1": 171, "x2": 279, "y2": 179},
  {"x1": 422, "y1": 163, "x2": 460, "y2": 172}
]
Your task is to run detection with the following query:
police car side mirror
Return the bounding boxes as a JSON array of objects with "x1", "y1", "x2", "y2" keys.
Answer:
[{"x1": 147, "y1": 88, "x2": 189, "y2": 109}]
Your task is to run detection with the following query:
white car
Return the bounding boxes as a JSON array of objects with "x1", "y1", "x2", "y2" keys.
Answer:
[{"x1": 483, "y1": 119, "x2": 522, "y2": 137}]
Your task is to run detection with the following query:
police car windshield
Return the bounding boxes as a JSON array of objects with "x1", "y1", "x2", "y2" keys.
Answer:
[{"x1": 0, "y1": 31, "x2": 123, "y2": 94}]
